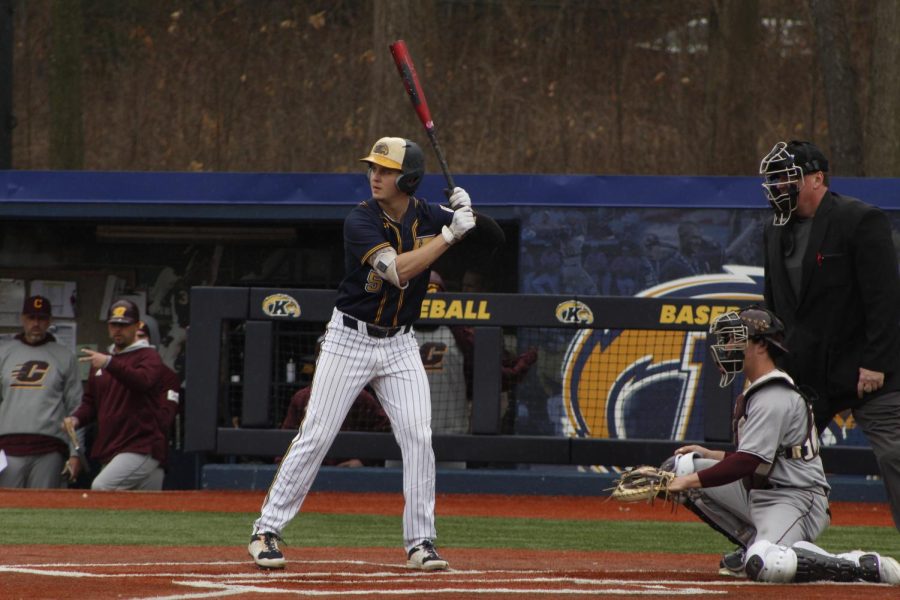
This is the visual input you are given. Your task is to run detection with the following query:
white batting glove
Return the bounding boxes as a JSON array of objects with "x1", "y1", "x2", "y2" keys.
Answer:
[
  {"x1": 448, "y1": 187, "x2": 472, "y2": 210},
  {"x1": 442, "y1": 206, "x2": 476, "y2": 245}
]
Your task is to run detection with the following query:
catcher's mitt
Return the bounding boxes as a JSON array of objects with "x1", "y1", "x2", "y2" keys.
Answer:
[{"x1": 608, "y1": 465, "x2": 677, "y2": 504}]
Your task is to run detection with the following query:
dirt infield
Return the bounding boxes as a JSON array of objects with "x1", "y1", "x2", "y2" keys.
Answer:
[
  {"x1": 1, "y1": 490, "x2": 897, "y2": 598},
  {"x1": 3, "y1": 545, "x2": 900, "y2": 599},
  {"x1": 0, "y1": 489, "x2": 893, "y2": 526}
]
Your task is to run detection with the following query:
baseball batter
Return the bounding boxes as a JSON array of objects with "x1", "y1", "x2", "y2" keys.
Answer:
[
  {"x1": 662, "y1": 306, "x2": 900, "y2": 584},
  {"x1": 248, "y1": 137, "x2": 478, "y2": 570}
]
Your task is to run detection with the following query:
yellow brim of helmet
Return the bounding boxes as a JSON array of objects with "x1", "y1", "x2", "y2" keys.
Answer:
[{"x1": 360, "y1": 154, "x2": 402, "y2": 170}]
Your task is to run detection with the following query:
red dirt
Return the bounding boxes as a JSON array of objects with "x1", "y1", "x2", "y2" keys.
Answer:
[
  {"x1": 0, "y1": 488, "x2": 893, "y2": 527},
  {"x1": 3, "y1": 545, "x2": 899, "y2": 599},
  {"x1": 1, "y1": 490, "x2": 896, "y2": 598}
]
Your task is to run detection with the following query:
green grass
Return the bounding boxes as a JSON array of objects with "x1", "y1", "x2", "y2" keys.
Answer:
[{"x1": 4, "y1": 508, "x2": 899, "y2": 557}]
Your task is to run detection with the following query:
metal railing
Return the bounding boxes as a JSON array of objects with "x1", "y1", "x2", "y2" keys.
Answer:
[{"x1": 185, "y1": 286, "x2": 878, "y2": 474}]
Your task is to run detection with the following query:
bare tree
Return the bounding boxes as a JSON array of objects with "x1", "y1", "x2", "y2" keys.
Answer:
[
  {"x1": 49, "y1": 0, "x2": 83, "y2": 169},
  {"x1": 704, "y1": 0, "x2": 761, "y2": 175},
  {"x1": 807, "y1": 0, "x2": 863, "y2": 175},
  {"x1": 864, "y1": 0, "x2": 900, "y2": 176},
  {"x1": 369, "y1": 1, "x2": 434, "y2": 144},
  {"x1": 9, "y1": 0, "x2": 898, "y2": 176},
  {"x1": 0, "y1": 0, "x2": 12, "y2": 168},
  {"x1": 609, "y1": 1, "x2": 626, "y2": 173}
]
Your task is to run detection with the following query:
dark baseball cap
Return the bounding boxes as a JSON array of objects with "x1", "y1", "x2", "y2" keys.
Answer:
[
  {"x1": 22, "y1": 295, "x2": 52, "y2": 317},
  {"x1": 107, "y1": 299, "x2": 140, "y2": 324},
  {"x1": 787, "y1": 140, "x2": 829, "y2": 174}
]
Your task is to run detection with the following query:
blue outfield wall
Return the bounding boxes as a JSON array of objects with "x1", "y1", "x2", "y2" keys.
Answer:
[
  {"x1": 3, "y1": 170, "x2": 900, "y2": 213},
  {"x1": 201, "y1": 464, "x2": 888, "y2": 503}
]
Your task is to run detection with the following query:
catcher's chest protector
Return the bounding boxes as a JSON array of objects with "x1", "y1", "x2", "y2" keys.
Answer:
[{"x1": 732, "y1": 378, "x2": 820, "y2": 489}]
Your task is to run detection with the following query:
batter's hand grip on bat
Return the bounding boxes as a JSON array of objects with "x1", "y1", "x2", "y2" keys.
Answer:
[{"x1": 389, "y1": 40, "x2": 434, "y2": 130}]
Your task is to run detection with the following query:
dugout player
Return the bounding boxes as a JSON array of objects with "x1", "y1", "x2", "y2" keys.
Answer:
[
  {"x1": 661, "y1": 306, "x2": 900, "y2": 585},
  {"x1": 417, "y1": 271, "x2": 469, "y2": 436},
  {"x1": 64, "y1": 299, "x2": 174, "y2": 490},
  {"x1": 136, "y1": 320, "x2": 182, "y2": 474},
  {"x1": 248, "y1": 136, "x2": 483, "y2": 570},
  {"x1": 279, "y1": 334, "x2": 390, "y2": 467},
  {"x1": 0, "y1": 295, "x2": 83, "y2": 488}
]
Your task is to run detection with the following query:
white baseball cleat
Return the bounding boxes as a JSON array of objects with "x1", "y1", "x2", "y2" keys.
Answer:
[
  {"x1": 878, "y1": 555, "x2": 900, "y2": 585},
  {"x1": 406, "y1": 539, "x2": 449, "y2": 571},
  {"x1": 248, "y1": 532, "x2": 286, "y2": 569}
]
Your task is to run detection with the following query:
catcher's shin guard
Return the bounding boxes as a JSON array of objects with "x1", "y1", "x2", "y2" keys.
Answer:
[
  {"x1": 792, "y1": 548, "x2": 879, "y2": 583},
  {"x1": 745, "y1": 540, "x2": 881, "y2": 583},
  {"x1": 744, "y1": 540, "x2": 797, "y2": 582}
]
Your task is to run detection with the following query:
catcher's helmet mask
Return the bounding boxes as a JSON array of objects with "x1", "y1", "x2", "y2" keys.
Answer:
[
  {"x1": 361, "y1": 137, "x2": 425, "y2": 195},
  {"x1": 759, "y1": 140, "x2": 828, "y2": 226},
  {"x1": 709, "y1": 305, "x2": 788, "y2": 387}
]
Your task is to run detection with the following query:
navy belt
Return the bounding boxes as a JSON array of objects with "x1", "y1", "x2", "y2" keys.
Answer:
[{"x1": 343, "y1": 315, "x2": 411, "y2": 338}]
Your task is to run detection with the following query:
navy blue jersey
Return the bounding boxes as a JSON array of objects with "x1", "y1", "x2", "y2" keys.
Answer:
[{"x1": 336, "y1": 197, "x2": 453, "y2": 326}]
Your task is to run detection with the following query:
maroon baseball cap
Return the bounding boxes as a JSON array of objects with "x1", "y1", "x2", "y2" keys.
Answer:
[
  {"x1": 107, "y1": 299, "x2": 140, "y2": 324},
  {"x1": 22, "y1": 295, "x2": 52, "y2": 317}
]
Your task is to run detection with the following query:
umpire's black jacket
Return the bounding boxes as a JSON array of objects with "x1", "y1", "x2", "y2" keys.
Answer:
[{"x1": 763, "y1": 191, "x2": 900, "y2": 430}]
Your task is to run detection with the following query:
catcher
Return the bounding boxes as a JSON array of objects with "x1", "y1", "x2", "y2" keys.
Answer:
[{"x1": 613, "y1": 306, "x2": 900, "y2": 585}]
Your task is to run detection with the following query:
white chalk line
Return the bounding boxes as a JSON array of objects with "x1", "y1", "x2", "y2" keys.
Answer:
[
  {"x1": 4, "y1": 557, "x2": 887, "y2": 600},
  {"x1": 156, "y1": 580, "x2": 728, "y2": 598},
  {"x1": 0, "y1": 562, "x2": 747, "y2": 585},
  {"x1": 0, "y1": 559, "x2": 747, "y2": 598},
  {"x1": 0, "y1": 559, "x2": 711, "y2": 575}
]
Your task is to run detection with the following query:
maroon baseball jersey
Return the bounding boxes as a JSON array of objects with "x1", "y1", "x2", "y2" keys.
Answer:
[{"x1": 73, "y1": 345, "x2": 169, "y2": 464}]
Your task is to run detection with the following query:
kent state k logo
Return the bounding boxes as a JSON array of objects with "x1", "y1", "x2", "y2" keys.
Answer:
[
  {"x1": 562, "y1": 266, "x2": 764, "y2": 441},
  {"x1": 261, "y1": 294, "x2": 301, "y2": 318}
]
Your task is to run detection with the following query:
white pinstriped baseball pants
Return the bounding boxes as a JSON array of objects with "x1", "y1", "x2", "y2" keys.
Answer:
[{"x1": 253, "y1": 308, "x2": 436, "y2": 551}]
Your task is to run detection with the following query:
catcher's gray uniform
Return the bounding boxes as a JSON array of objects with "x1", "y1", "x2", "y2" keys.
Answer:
[
  {"x1": 671, "y1": 305, "x2": 900, "y2": 584},
  {"x1": 678, "y1": 370, "x2": 830, "y2": 549}
]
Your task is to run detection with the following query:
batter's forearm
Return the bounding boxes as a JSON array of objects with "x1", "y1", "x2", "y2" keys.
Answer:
[{"x1": 395, "y1": 236, "x2": 451, "y2": 284}]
